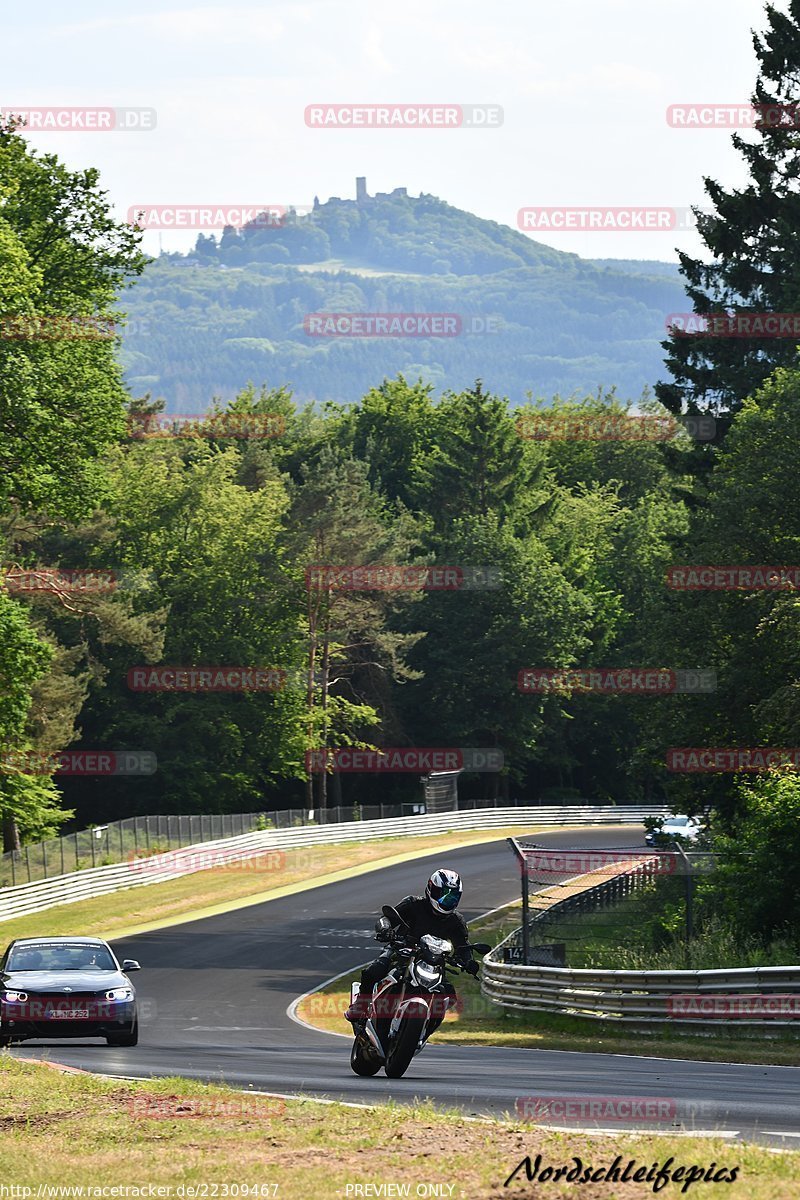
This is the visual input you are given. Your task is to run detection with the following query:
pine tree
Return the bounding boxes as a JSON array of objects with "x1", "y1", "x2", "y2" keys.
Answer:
[
  {"x1": 657, "y1": 0, "x2": 800, "y2": 418},
  {"x1": 414, "y1": 381, "x2": 530, "y2": 533}
]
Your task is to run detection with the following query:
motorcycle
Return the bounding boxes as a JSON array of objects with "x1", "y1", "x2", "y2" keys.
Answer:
[{"x1": 347, "y1": 904, "x2": 492, "y2": 1079}]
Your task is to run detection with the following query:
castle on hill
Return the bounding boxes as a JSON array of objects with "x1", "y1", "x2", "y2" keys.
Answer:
[
  {"x1": 356, "y1": 177, "x2": 408, "y2": 203},
  {"x1": 313, "y1": 178, "x2": 409, "y2": 210}
]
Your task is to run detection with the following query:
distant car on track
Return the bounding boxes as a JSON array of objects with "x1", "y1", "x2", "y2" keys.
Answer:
[
  {"x1": 645, "y1": 814, "x2": 704, "y2": 847},
  {"x1": 0, "y1": 936, "x2": 140, "y2": 1048}
]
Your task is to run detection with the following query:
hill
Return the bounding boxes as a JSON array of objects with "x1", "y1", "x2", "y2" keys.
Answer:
[{"x1": 118, "y1": 185, "x2": 688, "y2": 410}]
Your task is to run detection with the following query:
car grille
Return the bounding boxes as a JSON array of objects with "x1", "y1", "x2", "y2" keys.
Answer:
[{"x1": 5, "y1": 992, "x2": 113, "y2": 1020}]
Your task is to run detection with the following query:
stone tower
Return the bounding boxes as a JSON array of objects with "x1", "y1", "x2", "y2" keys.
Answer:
[{"x1": 356, "y1": 176, "x2": 368, "y2": 203}]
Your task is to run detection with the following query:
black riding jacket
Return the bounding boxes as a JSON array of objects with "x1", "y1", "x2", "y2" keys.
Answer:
[{"x1": 387, "y1": 895, "x2": 473, "y2": 966}]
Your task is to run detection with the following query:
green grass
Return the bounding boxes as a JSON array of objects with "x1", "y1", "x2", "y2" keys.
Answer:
[
  {"x1": 527, "y1": 882, "x2": 800, "y2": 971},
  {"x1": 2, "y1": 1055, "x2": 797, "y2": 1198}
]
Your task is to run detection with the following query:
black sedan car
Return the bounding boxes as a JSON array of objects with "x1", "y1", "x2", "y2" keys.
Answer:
[{"x1": 0, "y1": 936, "x2": 140, "y2": 1047}]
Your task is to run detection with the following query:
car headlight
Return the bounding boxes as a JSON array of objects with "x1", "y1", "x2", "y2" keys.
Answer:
[
  {"x1": 105, "y1": 988, "x2": 134, "y2": 1002},
  {"x1": 2, "y1": 991, "x2": 27, "y2": 1003}
]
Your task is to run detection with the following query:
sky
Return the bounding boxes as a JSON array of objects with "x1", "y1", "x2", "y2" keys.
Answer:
[{"x1": 0, "y1": 0, "x2": 777, "y2": 261}]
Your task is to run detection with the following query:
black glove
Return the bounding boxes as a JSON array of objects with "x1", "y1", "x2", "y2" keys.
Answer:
[
  {"x1": 374, "y1": 916, "x2": 392, "y2": 943},
  {"x1": 464, "y1": 960, "x2": 480, "y2": 977}
]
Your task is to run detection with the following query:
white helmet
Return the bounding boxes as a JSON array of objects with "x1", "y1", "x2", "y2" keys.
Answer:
[{"x1": 426, "y1": 869, "x2": 463, "y2": 914}]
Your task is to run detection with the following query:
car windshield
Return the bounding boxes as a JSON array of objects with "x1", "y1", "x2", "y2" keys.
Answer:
[
  {"x1": 7, "y1": 943, "x2": 116, "y2": 972},
  {"x1": 666, "y1": 817, "x2": 689, "y2": 827}
]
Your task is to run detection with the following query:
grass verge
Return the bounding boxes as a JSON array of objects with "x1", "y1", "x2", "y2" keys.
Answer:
[
  {"x1": 297, "y1": 903, "x2": 800, "y2": 1067},
  {"x1": 0, "y1": 825, "x2": 537, "y2": 944},
  {"x1": 0, "y1": 1056, "x2": 795, "y2": 1198}
]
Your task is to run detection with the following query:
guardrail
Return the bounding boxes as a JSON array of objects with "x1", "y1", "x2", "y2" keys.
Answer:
[
  {"x1": 482, "y1": 855, "x2": 800, "y2": 1028},
  {"x1": 0, "y1": 805, "x2": 668, "y2": 923},
  {"x1": 0, "y1": 796, "x2": 614, "y2": 887}
]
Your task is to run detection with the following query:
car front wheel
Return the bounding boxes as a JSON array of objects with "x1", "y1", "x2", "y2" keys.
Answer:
[{"x1": 106, "y1": 1016, "x2": 138, "y2": 1047}]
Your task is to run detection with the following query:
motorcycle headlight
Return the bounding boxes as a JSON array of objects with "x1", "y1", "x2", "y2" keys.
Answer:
[
  {"x1": 413, "y1": 961, "x2": 442, "y2": 985},
  {"x1": 105, "y1": 988, "x2": 134, "y2": 1002},
  {"x1": 419, "y1": 934, "x2": 453, "y2": 958},
  {"x1": 2, "y1": 990, "x2": 27, "y2": 1003}
]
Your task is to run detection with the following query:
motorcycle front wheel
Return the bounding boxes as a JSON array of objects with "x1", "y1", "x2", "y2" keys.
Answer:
[
  {"x1": 384, "y1": 1014, "x2": 426, "y2": 1079},
  {"x1": 350, "y1": 1032, "x2": 382, "y2": 1076}
]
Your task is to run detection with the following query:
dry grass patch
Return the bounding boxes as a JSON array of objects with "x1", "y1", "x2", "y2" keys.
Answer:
[
  {"x1": 0, "y1": 1056, "x2": 795, "y2": 1198},
  {"x1": 0, "y1": 826, "x2": 536, "y2": 944}
]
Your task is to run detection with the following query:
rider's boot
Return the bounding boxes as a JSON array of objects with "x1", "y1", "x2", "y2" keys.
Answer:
[{"x1": 344, "y1": 992, "x2": 370, "y2": 1023}]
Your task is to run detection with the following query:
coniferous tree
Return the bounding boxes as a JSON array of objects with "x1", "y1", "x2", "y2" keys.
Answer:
[{"x1": 657, "y1": 0, "x2": 800, "y2": 419}]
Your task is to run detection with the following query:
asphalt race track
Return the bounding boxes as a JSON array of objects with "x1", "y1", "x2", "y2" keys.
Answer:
[{"x1": 11, "y1": 825, "x2": 800, "y2": 1147}]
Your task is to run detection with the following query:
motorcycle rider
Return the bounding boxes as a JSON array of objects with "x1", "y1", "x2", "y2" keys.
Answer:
[{"x1": 344, "y1": 868, "x2": 479, "y2": 1026}]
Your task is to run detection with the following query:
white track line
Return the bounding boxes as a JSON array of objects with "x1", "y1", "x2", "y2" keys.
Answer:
[{"x1": 532, "y1": 1125, "x2": 739, "y2": 1138}]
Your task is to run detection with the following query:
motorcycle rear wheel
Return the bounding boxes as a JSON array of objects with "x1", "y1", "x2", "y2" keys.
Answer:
[
  {"x1": 384, "y1": 1014, "x2": 426, "y2": 1079},
  {"x1": 350, "y1": 1032, "x2": 382, "y2": 1076}
]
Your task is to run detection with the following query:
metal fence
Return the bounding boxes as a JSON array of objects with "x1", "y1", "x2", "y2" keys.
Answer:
[
  {"x1": 503, "y1": 844, "x2": 674, "y2": 965},
  {"x1": 1, "y1": 812, "x2": 266, "y2": 888},
  {"x1": 482, "y1": 843, "x2": 800, "y2": 1028},
  {"x1": 0, "y1": 805, "x2": 670, "y2": 921},
  {"x1": 0, "y1": 795, "x2": 609, "y2": 887}
]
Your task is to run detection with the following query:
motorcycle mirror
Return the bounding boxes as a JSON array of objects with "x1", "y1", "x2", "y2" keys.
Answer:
[
  {"x1": 470, "y1": 943, "x2": 492, "y2": 954},
  {"x1": 381, "y1": 904, "x2": 408, "y2": 928}
]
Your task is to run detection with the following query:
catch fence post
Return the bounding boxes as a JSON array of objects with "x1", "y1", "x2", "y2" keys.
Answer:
[
  {"x1": 674, "y1": 841, "x2": 693, "y2": 950},
  {"x1": 507, "y1": 838, "x2": 530, "y2": 964}
]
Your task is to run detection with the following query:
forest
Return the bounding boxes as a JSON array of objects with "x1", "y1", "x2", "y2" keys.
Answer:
[
  {"x1": 3, "y1": 0, "x2": 800, "y2": 928},
  {"x1": 118, "y1": 190, "x2": 685, "y2": 409}
]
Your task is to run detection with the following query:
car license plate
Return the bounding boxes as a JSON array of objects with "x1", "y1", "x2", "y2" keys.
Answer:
[{"x1": 48, "y1": 1009, "x2": 90, "y2": 1019}]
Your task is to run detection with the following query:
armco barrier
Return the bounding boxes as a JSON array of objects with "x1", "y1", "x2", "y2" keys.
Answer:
[
  {"x1": 481, "y1": 957, "x2": 800, "y2": 1028},
  {"x1": 482, "y1": 862, "x2": 800, "y2": 1029},
  {"x1": 0, "y1": 805, "x2": 667, "y2": 922}
]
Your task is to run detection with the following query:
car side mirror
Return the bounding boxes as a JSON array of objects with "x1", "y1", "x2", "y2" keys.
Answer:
[{"x1": 121, "y1": 959, "x2": 141, "y2": 971}]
